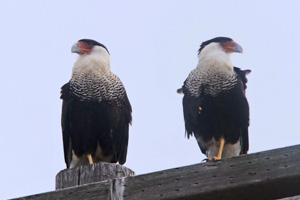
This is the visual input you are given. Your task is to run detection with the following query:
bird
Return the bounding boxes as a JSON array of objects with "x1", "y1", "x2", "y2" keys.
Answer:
[
  {"x1": 60, "y1": 39, "x2": 132, "y2": 168},
  {"x1": 177, "y1": 37, "x2": 250, "y2": 161}
]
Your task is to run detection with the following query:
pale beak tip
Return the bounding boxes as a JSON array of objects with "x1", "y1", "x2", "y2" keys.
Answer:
[
  {"x1": 71, "y1": 43, "x2": 79, "y2": 53},
  {"x1": 234, "y1": 44, "x2": 243, "y2": 53}
]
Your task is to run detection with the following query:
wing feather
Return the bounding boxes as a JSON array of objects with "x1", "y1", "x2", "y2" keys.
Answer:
[
  {"x1": 60, "y1": 82, "x2": 73, "y2": 168},
  {"x1": 115, "y1": 92, "x2": 132, "y2": 165},
  {"x1": 234, "y1": 67, "x2": 251, "y2": 154}
]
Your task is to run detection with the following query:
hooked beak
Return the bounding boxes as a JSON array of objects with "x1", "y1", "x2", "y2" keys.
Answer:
[
  {"x1": 71, "y1": 43, "x2": 80, "y2": 53},
  {"x1": 234, "y1": 44, "x2": 243, "y2": 53}
]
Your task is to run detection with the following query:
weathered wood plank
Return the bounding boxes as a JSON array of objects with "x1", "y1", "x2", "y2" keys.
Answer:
[
  {"x1": 280, "y1": 196, "x2": 300, "y2": 200},
  {"x1": 123, "y1": 144, "x2": 300, "y2": 200},
  {"x1": 11, "y1": 145, "x2": 300, "y2": 200},
  {"x1": 56, "y1": 162, "x2": 135, "y2": 190},
  {"x1": 55, "y1": 167, "x2": 80, "y2": 190},
  {"x1": 14, "y1": 181, "x2": 111, "y2": 200}
]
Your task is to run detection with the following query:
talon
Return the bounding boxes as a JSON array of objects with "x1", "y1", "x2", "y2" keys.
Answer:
[{"x1": 213, "y1": 156, "x2": 222, "y2": 161}]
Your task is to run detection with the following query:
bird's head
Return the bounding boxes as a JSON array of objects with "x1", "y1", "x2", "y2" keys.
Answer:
[
  {"x1": 196, "y1": 37, "x2": 243, "y2": 73},
  {"x1": 198, "y1": 37, "x2": 243, "y2": 55},
  {"x1": 71, "y1": 39, "x2": 111, "y2": 73},
  {"x1": 71, "y1": 39, "x2": 110, "y2": 56}
]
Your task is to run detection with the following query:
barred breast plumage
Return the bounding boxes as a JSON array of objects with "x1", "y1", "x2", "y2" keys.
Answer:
[
  {"x1": 70, "y1": 72, "x2": 127, "y2": 106},
  {"x1": 184, "y1": 68, "x2": 238, "y2": 97}
]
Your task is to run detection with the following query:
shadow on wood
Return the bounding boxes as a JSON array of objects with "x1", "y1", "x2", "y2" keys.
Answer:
[{"x1": 11, "y1": 145, "x2": 300, "y2": 200}]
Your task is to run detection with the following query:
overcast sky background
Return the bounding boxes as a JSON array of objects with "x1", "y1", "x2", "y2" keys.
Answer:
[{"x1": 1, "y1": 1, "x2": 300, "y2": 199}]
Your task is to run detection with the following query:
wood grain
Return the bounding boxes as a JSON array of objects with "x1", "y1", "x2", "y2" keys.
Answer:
[
  {"x1": 56, "y1": 162, "x2": 135, "y2": 190},
  {"x1": 12, "y1": 145, "x2": 300, "y2": 200}
]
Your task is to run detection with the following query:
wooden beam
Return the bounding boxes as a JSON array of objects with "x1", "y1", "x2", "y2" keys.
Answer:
[
  {"x1": 12, "y1": 145, "x2": 300, "y2": 200},
  {"x1": 56, "y1": 162, "x2": 135, "y2": 190},
  {"x1": 280, "y1": 196, "x2": 300, "y2": 200}
]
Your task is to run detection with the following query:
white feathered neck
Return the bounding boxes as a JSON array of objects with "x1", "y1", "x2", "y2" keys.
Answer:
[
  {"x1": 72, "y1": 46, "x2": 111, "y2": 76},
  {"x1": 197, "y1": 43, "x2": 233, "y2": 76}
]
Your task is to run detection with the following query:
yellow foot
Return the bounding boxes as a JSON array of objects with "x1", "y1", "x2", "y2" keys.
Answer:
[
  {"x1": 87, "y1": 154, "x2": 93, "y2": 164},
  {"x1": 213, "y1": 156, "x2": 222, "y2": 161}
]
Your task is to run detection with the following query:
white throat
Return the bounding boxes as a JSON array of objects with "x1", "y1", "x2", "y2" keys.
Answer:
[
  {"x1": 72, "y1": 46, "x2": 111, "y2": 76},
  {"x1": 197, "y1": 43, "x2": 233, "y2": 75}
]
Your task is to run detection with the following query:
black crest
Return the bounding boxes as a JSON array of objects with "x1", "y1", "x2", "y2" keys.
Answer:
[
  {"x1": 198, "y1": 37, "x2": 233, "y2": 55},
  {"x1": 79, "y1": 39, "x2": 110, "y2": 54}
]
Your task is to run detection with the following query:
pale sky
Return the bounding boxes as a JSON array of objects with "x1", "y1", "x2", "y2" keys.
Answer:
[{"x1": 1, "y1": 1, "x2": 300, "y2": 199}]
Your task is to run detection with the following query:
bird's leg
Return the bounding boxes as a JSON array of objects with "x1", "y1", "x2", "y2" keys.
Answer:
[
  {"x1": 214, "y1": 138, "x2": 225, "y2": 160},
  {"x1": 87, "y1": 154, "x2": 93, "y2": 164}
]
